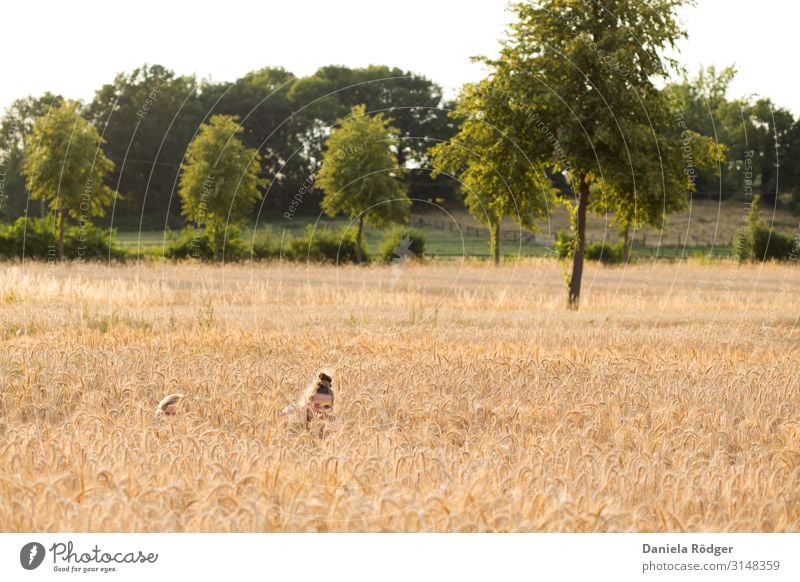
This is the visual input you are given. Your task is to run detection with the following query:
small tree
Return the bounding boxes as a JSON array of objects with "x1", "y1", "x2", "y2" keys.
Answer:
[
  {"x1": 21, "y1": 100, "x2": 117, "y2": 260},
  {"x1": 179, "y1": 115, "x2": 265, "y2": 261},
  {"x1": 317, "y1": 104, "x2": 410, "y2": 263},
  {"x1": 430, "y1": 79, "x2": 554, "y2": 265}
]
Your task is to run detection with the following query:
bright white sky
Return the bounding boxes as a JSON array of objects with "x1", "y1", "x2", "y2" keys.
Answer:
[{"x1": 2, "y1": 0, "x2": 798, "y2": 115}]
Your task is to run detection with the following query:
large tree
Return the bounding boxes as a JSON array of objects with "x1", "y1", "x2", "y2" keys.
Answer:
[
  {"x1": 430, "y1": 79, "x2": 555, "y2": 264},
  {"x1": 316, "y1": 104, "x2": 410, "y2": 263},
  {"x1": 485, "y1": 0, "x2": 718, "y2": 308},
  {"x1": 21, "y1": 100, "x2": 117, "y2": 260},
  {"x1": 178, "y1": 115, "x2": 266, "y2": 261},
  {"x1": 747, "y1": 98, "x2": 794, "y2": 208},
  {"x1": 85, "y1": 64, "x2": 204, "y2": 229}
]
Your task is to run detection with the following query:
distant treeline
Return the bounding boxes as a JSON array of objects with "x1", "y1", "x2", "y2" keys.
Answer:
[
  {"x1": 0, "y1": 64, "x2": 460, "y2": 230},
  {"x1": 1, "y1": 63, "x2": 799, "y2": 233}
]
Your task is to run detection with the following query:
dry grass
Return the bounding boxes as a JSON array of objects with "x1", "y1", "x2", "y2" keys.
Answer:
[{"x1": 0, "y1": 259, "x2": 798, "y2": 532}]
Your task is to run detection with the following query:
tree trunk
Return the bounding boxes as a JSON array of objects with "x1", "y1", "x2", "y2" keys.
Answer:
[
  {"x1": 213, "y1": 226, "x2": 220, "y2": 262},
  {"x1": 58, "y1": 210, "x2": 65, "y2": 262},
  {"x1": 356, "y1": 214, "x2": 364, "y2": 264},
  {"x1": 622, "y1": 224, "x2": 631, "y2": 262},
  {"x1": 568, "y1": 175, "x2": 590, "y2": 309},
  {"x1": 491, "y1": 222, "x2": 500, "y2": 266}
]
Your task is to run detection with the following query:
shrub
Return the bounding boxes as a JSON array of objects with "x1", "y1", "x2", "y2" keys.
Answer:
[
  {"x1": 286, "y1": 225, "x2": 367, "y2": 264},
  {"x1": 0, "y1": 217, "x2": 55, "y2": 259},
  {"x1": 65, "y1": 222, "x2": 126, "y2": 261},
  {"x1": 165, "y1": 225, "x2": 247, "y2": 261},
  {"x1": 752, "y1": 224, "x2": 795, "y2": 261},
  {"x1": 378, "y1": 227, "x2": 425, "y2": 263},
  {"x1": 0, "y1": 217, "x2": 123, "y2": 261},
  {"x1": 249, "y1": 227, "x2": 282, "y2": 260},
  {"x1": 734, "y1": 193, "x2": 796, "y2": 262},
  {"x1": 585, "y1": 240, "x2": 624, "y2": 264}
]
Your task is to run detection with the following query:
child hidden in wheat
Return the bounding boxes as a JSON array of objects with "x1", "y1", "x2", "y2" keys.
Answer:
[
  {"x1": 280, "y1": 372, "x2": 337, "y2": 428},
  {"x1": 155, "y1": 394, "x2": 183, "y2": 419}
]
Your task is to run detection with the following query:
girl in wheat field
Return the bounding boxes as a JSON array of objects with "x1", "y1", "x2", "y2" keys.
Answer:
[
  {"x1": 280, "y1": 371, "x2": 337, "y2": 429},
  {"x1": 155, "y1": 393, "x2": 183, "y2": 419}
]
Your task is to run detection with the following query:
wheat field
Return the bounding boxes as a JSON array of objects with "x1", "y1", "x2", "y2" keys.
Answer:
[{"x1": 0, "y1": 259, "x2": 798, "y2": 532}]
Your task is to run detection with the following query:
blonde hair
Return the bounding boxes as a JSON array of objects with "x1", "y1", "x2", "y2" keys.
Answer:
[
  {"x1": 298, "y1": 371, "x2": 334, "y2": 407},
  {"x1": 155, "y1": 393, "x2": 183, "y2": 417}
]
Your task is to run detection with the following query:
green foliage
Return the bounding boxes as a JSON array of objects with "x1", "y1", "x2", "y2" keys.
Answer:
[
  {"x1": 164, "y1": 224, "x2": 366, "y2": 263},
  {"x1": 0, "y1": 93, "x2": 65, "y2": 221},
  {"x1": 429, "y1": 79, "x2": 554, "y2": 264},
  {"x1": 21, "y1": 100, "x2": 119, "y2": 260},
  {"x1": 289, "y1": 65, "x2": 451, "y2": 168},
  {"x1": 379, "y1": 227, "x2": 426, "y2": 263},
  {"x1": 85, "y1": 65, "x2": 204, "y2": 229},
  {"x1": 249, "y1": 227, "x2": 282, "y2": 260},
  {"x1": 179, "y1": 114, "x2": 266, "y2": 261},
  {"x1": 0, "y1": 217, "x2": 55, "y2": 259},
  {"x1": 733, "y1": 194, "x2": 797, "y2": 261},
  {"x1": 478, "y1": 0, "x2": 716, "y2": 304},
  {"x1": 0, "y1": 217, "x2": 123, "y2": 261},
  {"x1": 317, "y1": 104, "x2": 410, "y2": 262},
  {"x1": 585, "y1": 240, "x2": 624, "y2": 264},
  {"x1": 197, "y1": 68, "x2": 298, "y2": 209},
  {"x1": 65, "y1": 221, "x2": 126, "y2": 261},
  {"x1": 554, "y1": 229, "x2": 575, "y2": 259},
  {"x1": 286, "y1": 225, "x2": 368, "y2": 264},
  {"x1": 665, "y1": 66, "x2": 799, "y2": 207},
  {"x1": 734, "y1": 194, "x2": 761, "y2": 262},
  {"x1": 165, "y1": 225, "x2": 247, "y2": 262},
  {"x1": 751, "y1": 224, "x2": 795, "y2": 261},
  {"x1": 733, "y1": 228, "x2": 750, "y2": 262},
  {"x1": 71, "y1": 63, "x2": 456, "y2": 227}
]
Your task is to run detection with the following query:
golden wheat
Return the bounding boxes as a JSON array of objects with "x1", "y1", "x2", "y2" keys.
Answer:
[{"x1": 0, "y1": 259, "x2": 798, "y2": 532}]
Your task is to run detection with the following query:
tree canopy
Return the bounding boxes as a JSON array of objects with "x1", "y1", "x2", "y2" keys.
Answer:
[
  {"x1": 430, "y1": 78, "x2": 556, "y2": 264},
  {"x1": 317, "y1": 104, "x2": 410, "y2": 263},
  {"x1": 0, "y1": 93, "x2": 65, "y2": 220},
  {"x1": 85, "y1": 64, "x2": 204, "y2": 229},
  {"x1": 479, "y1": 0, "x2": 721, "y2": 307},
  {"x1": 179, "y1": 114, "x2": 266, "y2": 261},
  {"x1": 21, "y1": 100, "x2": 117, "y2": 260}
]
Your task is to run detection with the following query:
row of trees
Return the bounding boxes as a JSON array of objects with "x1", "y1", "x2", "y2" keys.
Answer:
[
  {"x1": 667, "y1": 65, "x2": 800, "y2": 207},
  {"x1": 0, "y1": 65, "x2": 458, "y2": 229},
  {"x1": 9, "y1": 96, "x2": 415, "y2": 265}
]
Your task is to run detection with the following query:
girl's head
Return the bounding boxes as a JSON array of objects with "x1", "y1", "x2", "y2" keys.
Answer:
[
  {"x1": 304, "y1": 372, "x2": 334, "y2": 420},
  {"x1": 156, "y1": 394, "x2": 183, "y2": 418}
]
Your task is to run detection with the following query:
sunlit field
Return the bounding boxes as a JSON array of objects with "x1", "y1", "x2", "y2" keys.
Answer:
[{"x1": 0, "y1": 259, "x2": 798, "y2": 532}]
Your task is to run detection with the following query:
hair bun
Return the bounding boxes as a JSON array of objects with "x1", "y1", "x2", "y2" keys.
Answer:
[{"x1": 318, "y1": 372, "x2": 332, "y2": 383}]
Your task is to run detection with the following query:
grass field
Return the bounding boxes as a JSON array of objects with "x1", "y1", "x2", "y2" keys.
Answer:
[
  {"x1": 0, "y1": 260, "x2": 798, "y2": 532},
  {"x1": 114, "y1": 217, "x2": 549, "y2": 259},
  {"x1": 113, "y1": 199, "x2": 800, "y2": 260}
]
